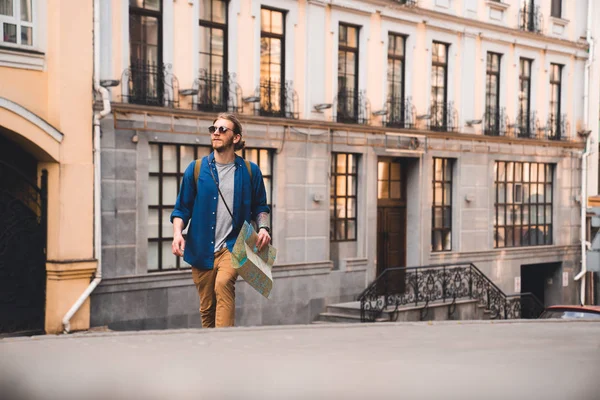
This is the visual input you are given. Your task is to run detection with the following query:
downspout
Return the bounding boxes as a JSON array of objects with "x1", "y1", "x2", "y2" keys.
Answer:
[
  {"x1": 574, "y1": 0, "x2": 594, "y2": 305},
  {"x1": 62, "y1": 0, "x2": 110, "y2": 333}
]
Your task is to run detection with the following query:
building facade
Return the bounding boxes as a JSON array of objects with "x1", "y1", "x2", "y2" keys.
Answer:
[
  {"x1": 0, "y1": 0, "x2": 96, "y2": 335},
  {"x1": 90, "y1": 0, "x2": 600, "y2": 330}
]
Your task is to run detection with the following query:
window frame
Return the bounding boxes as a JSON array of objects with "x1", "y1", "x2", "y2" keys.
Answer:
[
  {"x1": 430, "y1": 41, "x2": 449, "y2": 130},
  {"x1": 386, "y1": 33, "x2": 407, "y2": 126},
  {"x1": 518, "y1": 58, "x2": 533, "y2": 137},
  {"x1": 431, "y1": 158, "x2": 452, "y2": 252},
  {"x1": 0, "y1": 0, "x2": 35, "y2": 49},
  {"x1": 549, "y1": 63, "x2": 563, "y2": 138},
  {"x1": 337, "y1": 23, "x2": 360, "y2": 123},
  {"x1": 494, "y1": 161, "x2": 554, "y2": 249},
  {"x1": 129, "y1": 0, "x2": 163, "y2": 66},
  {"x1": 199, "y1": 0, "x2": 228, "y2": 76},
  {"x1": 550, "y1": 0, "x2": 562, "y2": 18},
  {"x1": 330, "y1": 152, "x2": 359, "y2": 242},
  {"x1": 484, "y1": 52, "x2": 502, "y2": 136},
  {"x1": 259, "y1": 6, "x2": 286, "y2": 115}
]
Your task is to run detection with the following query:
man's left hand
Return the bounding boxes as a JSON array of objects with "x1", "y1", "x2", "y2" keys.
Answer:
[{"x1": 256, "y1": 228, "x2": 271, "y2": 251}]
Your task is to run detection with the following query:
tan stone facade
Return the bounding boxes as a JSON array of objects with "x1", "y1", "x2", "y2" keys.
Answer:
[{"x1": 0, "y1": 0, "x2": 96, "y2": 334}]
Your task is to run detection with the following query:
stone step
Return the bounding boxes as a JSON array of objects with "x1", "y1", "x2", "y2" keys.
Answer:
[{"x1": 318, "y1": 312, "x2": 363, "y2": 323}]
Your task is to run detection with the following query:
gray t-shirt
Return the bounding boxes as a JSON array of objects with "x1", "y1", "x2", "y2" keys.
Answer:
[{"x1": 214, "y1": 161, "x2": 235, "y2": 252}]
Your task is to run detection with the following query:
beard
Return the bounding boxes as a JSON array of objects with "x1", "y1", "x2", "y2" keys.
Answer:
[{"x1": 212, "y1": 135, "x2": 234, "y2": 152}]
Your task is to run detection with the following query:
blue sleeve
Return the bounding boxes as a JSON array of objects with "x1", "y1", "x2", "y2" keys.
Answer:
[
  {"x1": 170, "y1": 161, "x2": 197, "y2": 227},
  {"x1": 251, "y1": 162, "x2": 270, "y2": 219}
]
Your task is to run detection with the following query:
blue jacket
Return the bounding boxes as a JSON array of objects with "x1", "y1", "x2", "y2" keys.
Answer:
[{"x1": 170, "y1": 152, "x2": 270, "y2": 269}]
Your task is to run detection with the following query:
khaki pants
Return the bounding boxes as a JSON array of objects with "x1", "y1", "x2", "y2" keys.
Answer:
[{"x1": 191, "y1": 248, "x2": 238, "y2": 328}]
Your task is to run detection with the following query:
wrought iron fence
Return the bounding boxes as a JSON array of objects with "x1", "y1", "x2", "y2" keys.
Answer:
[
  {"x1": 518, "y1": 3, "x2": 543, "y2": 34},
  {"x1": 334, "y1": 88, "x2": 371, "y2": 125},
  {"x1": 506, "y1": 293, "x2": 546, "y2": 319},
  {"x1": 545, "y1": 114, "x2": 569, "y2": 141},
  {"x1": 514, "y1": 110, "x2": 540, "y2": 139},
  {"x1": 427, "y1": 101, "x2": 458, "y2": 132},
  {"x1": 483, "y1": 106, "x2": 509, "y2": 136},
  {"x1": 254, "y1": 79, "x2": 299, "y2": 119},
  {"x1": 392, "y1": 0, "x2": 417, "y2": 5},
  {"x1": 191, "y1": 69, "x2": 243, "y2": 113},
  {"x1": 357, "y1": 263, "x2": 545, "y2": 323},
  {"x1": 383, "y1": 96, "x2": 416, "y2": 129},
  {"x1": 121, "y1": 61, "x2": 179, "y2": 107}
]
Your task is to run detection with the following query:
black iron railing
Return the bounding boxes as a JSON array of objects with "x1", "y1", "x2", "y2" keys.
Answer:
[
  {"x1": 392, "y1": 0, "x2": 417, "y2": 5},
  {"x1": 515, "y1": 110, "x2": 540, "y2": 139},
  {"x1": 506, "y1": 293, "x2": 546, "y2": 319},
  {"x1": 428, "y1": 101, "x2": 458, "y2": 132},
  {"x1": 334, "y1": 87, "x2": 371, "y2": 125},
  {"x1": 518, "y1": 3, "x2": 543, "y2": 34},
  {"x1": 192, "y1": 70, "x2": 243, "y2": 113},
  {"x1": 483, "y1": 106, "x2": 509, "y2": 137},
  {"x1": 254, "y1": 79, "x2": 299, "y2": 119},
  {"x1": 121, "y1": 61, "x2": 179, "y2": 107},
  {"x1": 546, "y1": 114, "x2": 569, "y2": 141},
  {"x1": 357, "y1": 263, "x2": 545, "y2": 323},
  {"x1": 383, "y1": 96, "x2": 416, "y2": 129}
]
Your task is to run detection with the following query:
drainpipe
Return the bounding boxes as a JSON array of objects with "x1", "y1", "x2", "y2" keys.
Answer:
[
  {"x1": 574, "y1": 0, "x2": 595, "y2": 305},
  {"x1": 62, "y1": 0, "x2": 110, "y2": 333}
]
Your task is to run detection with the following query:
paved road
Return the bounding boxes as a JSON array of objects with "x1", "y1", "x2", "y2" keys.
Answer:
[{"x1": 1, "y1": 320, "x2": 599, "y2": 400}]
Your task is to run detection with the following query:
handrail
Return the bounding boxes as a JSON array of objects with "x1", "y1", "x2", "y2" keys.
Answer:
[{"x1": 358, "y1": 263, "x2": 545, "y2": 322}]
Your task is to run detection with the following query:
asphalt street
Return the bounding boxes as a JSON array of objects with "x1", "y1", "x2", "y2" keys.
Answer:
[{"x1": 1, "y1": 320, "x2": 599, "y2": 400}]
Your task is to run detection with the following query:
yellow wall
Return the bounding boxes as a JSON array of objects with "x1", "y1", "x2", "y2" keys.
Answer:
[{"x1": 0, "y1": 0, "x2": 96, "y2": 334}]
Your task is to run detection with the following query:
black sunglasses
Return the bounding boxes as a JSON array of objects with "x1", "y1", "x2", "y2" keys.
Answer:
[{"x1": 208, "y1": 125, "x2": 234, "y2": 134}]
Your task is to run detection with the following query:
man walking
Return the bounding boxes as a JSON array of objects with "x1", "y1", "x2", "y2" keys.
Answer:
[{"x1": 171, "y1": 113, "x2": 271, "y2": 328}]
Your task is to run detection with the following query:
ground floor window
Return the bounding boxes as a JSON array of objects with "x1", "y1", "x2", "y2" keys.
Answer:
[
  {"x1": 432, "y1": 158, "x2": 452, "y2": 252},
  {"x1": 147, "y1": 144, "x2": 274, "y2": 271},
  {"x1": 494, "y1": 161, "x2": 553, "y2": 248},
  {"x1": 331, "y1": 153, "x2": 358, "y2": 241}
]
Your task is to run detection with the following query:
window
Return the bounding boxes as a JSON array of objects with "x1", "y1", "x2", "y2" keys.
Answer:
[
  {"x1": 128, "y1": 0, "x2": 163, "y2": 105},
  {"x1": 260, "y1": 7, "x2": 285, "y2": 116},
  {"x1": 148, "y1": 144, "x2": 275, "y2": 271},
  {"x1": 548, "y1": 63, "x2": 563, "y2": 139},
  {"x1": 494, "y1": 161, "x2": 553, "y2": 248},
  {"x1": 430, "y1": 42, "x2": 448, "y2": 131},
  {"x1": 148, "y1": 144, "x2": 211, "y2": 271},
  {"x1": 484, "y1": 52, "x2": 502, "y2": 136},
  {"x1": 386, "y1": 33, "x2": 407, "y2": 127},
  {"x1": 331, "y1": 153, "x2": 358, "y2": 241},
  {"x1": 432, "y1": 158, "x2": 452, "y2": 252},
  {"x1": 238, "y1": 148, "x2": 274, "y2": 229},
  {"x1": 550, "y1": 0, "x2": 561, "y2": 18},
  {"x1": 0, "y1": 0, "x2": 33, "y2": 47},
  {"x1": 517, "y1": 58, "x2": 532, "y2": 138},
  {"x1": 337, "y1": 23, "x2": 360, "y2": 123},
  {"x1": 197, "y1": 0, "x2": 228, "y2": 111},
  {"x1": 377, "y1": 160, "x2": 404, "y2": 200}
]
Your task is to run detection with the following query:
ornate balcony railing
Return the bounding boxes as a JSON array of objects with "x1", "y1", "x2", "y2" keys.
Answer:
[
  {"x1": 357, "y1": 263, "x2": 545, "y2": 323},
  {"x1": 191, "y1": 69, "x2": 243, "y2": 113},
  {"x1": 545, "y1": 114, "x2": 569, "y2": 141},
  {"x1": 518, "y1": 3, "x2": 543, "y2": 34},
  {"x1": 121, "y1": 61, "x2": 179, "y2": 107},
  {"x1": 483, "y1": 106, "x2": 509, "y2": 137},
  {"x1": 254, "y1": 79, "x2": 299, "y2": 119},
  {"x1": 514, "y1": 110, "x2": 540, "y2": 139},
  {"x1": 334, "y1": 87, "x2": 371, "y2": 125},
  {"x1": 427, "y1": 101, "x2": 458, "y2": 132},
  {"x1": 383, "y1": 96, "x2": 416, "y2": 129}
]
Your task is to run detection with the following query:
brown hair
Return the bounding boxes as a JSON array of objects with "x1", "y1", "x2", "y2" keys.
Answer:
[{"x1": 214, "y1": 112, "x2": 245, "y2": 151}]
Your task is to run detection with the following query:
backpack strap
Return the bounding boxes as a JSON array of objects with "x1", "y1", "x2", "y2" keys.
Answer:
[{"x1": 194, "y1": 158, "x2": 252, "y2": 191}]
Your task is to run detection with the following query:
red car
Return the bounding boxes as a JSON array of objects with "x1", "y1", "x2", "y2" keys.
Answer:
[{"x1": 539, "y1": 305, "x2": 600, "y2": 319}]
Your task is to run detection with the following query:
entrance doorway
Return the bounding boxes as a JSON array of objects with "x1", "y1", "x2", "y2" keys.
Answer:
[
  {"x1": 376, "y1": 158, "x2": 408, "y2": 292},
  {"x1": 0, "y1": 133, "x2": 47, "y2": 336},
  {"x1": 521, "y1": 262, "x2": 562, "y2": 306}
]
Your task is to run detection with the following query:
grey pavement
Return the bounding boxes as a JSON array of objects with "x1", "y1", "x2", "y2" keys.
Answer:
[{"x1": 1, "y1": 320, "x2": 599, "y2": 400}]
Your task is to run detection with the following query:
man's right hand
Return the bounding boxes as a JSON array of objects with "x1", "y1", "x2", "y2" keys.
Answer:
[{"x1": 172, "y1": 233, "x2": 185, "y2": 257}]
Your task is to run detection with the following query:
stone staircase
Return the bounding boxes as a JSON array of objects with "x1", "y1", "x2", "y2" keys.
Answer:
[{"x1": 315, "y1": 298, "x2": 489, "y2": 324}]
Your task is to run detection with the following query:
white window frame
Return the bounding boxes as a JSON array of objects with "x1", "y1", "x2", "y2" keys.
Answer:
[{"x1": 0, "y1": 0, "x2": 35, "y2": 48}]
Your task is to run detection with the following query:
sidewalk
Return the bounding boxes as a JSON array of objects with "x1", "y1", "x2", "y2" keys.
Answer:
[{"x1": 1, "y1": 320, "x2": 599, "y2": 400}]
